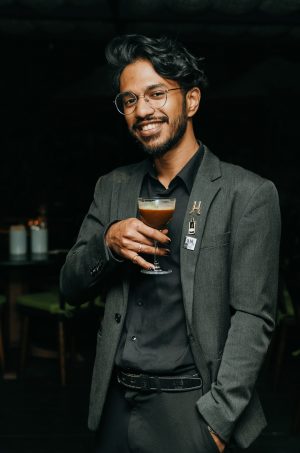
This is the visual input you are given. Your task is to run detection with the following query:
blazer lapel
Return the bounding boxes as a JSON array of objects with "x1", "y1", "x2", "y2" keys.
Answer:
[
  {"x1": 117, "y1": 160, "x2": 149, "y2": 220},
  {"x1": 180, "y1": 147, "x2": 222, "y2": 325}
]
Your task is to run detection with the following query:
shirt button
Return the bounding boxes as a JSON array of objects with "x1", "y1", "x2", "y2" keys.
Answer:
[
  {"x1": 131, "y1": 336, "x2": 137, "y2": 341},
  {"x1": 115, "y1": 313, "x2": 121, "y2": 323},
  {"x1": 137, "y1": 300, "x2": 143, "y2": 307}
]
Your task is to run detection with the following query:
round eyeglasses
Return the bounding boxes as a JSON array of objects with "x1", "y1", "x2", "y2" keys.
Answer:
[{"x1": 114, "y1": 86, "x2": 182, "y2": 115}]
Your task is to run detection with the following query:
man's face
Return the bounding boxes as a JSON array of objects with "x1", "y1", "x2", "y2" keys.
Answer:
[{"x1": 119, "y1": 59, "x2": 188, "y2": 157}]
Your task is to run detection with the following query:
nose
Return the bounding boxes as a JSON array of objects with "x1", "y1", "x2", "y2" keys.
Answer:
[{"x1": 134, "y1": 95, "x2": 155, "y2": 117}]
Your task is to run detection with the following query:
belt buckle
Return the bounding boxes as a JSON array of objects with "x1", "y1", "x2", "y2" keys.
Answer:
[
  {"x1": 140, "y1": 374, "x2": 151, "y2": 391},
  {"x1": 172, "y1": 378, "x2": 184, "y2": 390}
]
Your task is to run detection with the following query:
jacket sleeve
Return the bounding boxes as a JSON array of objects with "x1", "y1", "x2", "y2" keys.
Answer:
[
  {"x1": 60, "y1": 176, "x2": 123, "y2": 305},
  {"x1": 197, "y1": 180, "x2": 281, "y2": 443}
]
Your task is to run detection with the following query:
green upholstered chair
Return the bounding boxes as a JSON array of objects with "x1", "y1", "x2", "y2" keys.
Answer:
[
  {"x1": 16, "y1": 289, "x2": 93, "y2": 386},
  {"x1": 0, "y1": 294, "x2": 6, "y2": 372}
]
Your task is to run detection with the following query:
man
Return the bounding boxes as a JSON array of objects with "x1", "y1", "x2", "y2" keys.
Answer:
[{"x1": 60, "y1": 34, "x2": 281, "y2": 452}]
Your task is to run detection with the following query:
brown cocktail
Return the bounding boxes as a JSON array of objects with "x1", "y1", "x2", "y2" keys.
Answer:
[
  {"x1": 139, "y1": 207, "x2": 175, "y2": 230},
  {"x1": 138, "y1": 198, "x2": 176, "y2": 275}
]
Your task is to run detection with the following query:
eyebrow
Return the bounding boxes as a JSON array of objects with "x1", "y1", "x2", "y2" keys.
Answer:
[
  {"x1": 120, "y1": 83, "x2": 167, "y2": 95},
  {"x1": 144, "y1": 83, "x2": 166, "y2": 90}
]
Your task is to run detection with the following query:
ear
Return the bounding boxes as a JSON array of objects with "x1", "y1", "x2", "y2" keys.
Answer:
[{"x1": 186, "y1": 87, "x2": 201, "y2": 118}]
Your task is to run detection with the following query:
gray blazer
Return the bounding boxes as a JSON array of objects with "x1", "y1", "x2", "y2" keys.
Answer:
[{"x1": 60, "y1": 147, "x2": 281, "y2": 448}]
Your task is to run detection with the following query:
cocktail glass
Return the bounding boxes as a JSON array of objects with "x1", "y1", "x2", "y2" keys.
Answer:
[{"x1": 138, "y1": 197, "x2": 176, "y2": 275}]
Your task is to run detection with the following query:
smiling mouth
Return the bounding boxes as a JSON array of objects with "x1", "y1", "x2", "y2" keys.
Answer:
[
  {"x1": 139, "y1": 122, "x2": 162, "y2": 135},
  {"x1": 134, "y1": 119, "x2": 168, "y2": 137}
]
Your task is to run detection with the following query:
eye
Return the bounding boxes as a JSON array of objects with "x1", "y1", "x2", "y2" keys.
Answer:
[
  {"x1": 122, "y1": 93, "x2": 137, "y2": 107},
  {"x1": 148, "y1": 90, "x2": 166, "y2": 100}
]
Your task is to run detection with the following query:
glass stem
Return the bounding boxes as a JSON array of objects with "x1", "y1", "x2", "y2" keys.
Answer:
[{"x1": 153, "y1": 240, "x2": 161, "y2": 271}]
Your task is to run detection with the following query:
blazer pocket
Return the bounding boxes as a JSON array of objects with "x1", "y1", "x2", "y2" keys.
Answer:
[{"x1": 200, "y1": 231, "x2": 231, "y2": 249}]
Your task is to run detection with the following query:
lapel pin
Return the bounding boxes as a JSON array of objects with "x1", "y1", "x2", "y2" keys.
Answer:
[{"x1": 189, "y1": 201, "x2": 202, "y2": 215}]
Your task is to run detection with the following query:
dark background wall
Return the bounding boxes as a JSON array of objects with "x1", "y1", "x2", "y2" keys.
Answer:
[{"x1": 0, "y1": 0, "x2": 299, "y2": 268}]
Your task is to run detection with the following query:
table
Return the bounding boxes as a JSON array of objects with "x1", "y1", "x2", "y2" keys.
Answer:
[{"x1": 0, "y1": 250, "x2": 67, "y2": 347}]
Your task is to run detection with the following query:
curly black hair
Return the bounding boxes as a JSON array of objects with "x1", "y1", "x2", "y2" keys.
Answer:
[{"x1": 105, "y1": 34, "x2": 208, "y2": 93}]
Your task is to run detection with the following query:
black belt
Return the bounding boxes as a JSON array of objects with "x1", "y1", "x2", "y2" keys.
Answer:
[{"x1": 117, "y1": 370, "x2": 202, "y2": 392}]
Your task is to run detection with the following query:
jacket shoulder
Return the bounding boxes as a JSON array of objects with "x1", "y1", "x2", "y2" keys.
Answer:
[
  {"x1": 219, "y1": 159, "x2": 277, "y2": 197},
  {"x1": 97, "y1": 160, "x2": 147, "y2": 186}
]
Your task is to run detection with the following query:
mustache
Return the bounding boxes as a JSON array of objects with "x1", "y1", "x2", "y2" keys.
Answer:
[{"x1": 132, "y1": 115, "x2": 169, "y2": 131}]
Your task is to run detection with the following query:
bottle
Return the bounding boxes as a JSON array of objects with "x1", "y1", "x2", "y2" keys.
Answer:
[
  {"x1": 29, "y1": 204, "x2": 48, "y2": 255},
  {"x1": 9, "y1": 224, "x2": 27, "y2": 255}
]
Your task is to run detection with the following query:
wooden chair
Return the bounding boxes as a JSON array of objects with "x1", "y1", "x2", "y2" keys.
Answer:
[
  {"x1": 16, "y1": 289, "x2": 95, "y2": 386},
  {"x1": 0, "y1": 294, "x2": 6, "y2": 372}
]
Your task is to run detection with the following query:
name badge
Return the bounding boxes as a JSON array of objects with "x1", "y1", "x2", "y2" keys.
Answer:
[{"x1": 184, "y1": 236, "x2": 197, "y2": 251}]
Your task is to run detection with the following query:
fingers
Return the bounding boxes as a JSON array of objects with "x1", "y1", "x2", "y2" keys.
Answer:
[
  {"x1": 134, "y1": 242, "x2": 170, "y2": 257},
  {"x1": 105, "y1": 218, "x2": 171, "y2": 267},
  {"x1": 127, "y1": 231, "x2": 170, "y2": 257},
  {"x1": 138, "y1": 223, "x2": 171, "y2": 244},
  {"x1": 130, "y1": 252, "x2": 155, "y2": 271}
]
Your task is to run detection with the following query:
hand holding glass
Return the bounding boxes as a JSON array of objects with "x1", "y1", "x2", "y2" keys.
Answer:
[{"x1": 138, "y1": 197, "x2": 176, "y2": 275}]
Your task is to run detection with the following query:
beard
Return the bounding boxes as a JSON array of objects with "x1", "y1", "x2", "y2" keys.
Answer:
[{"x1": 130, "y1": 107, "x2": 188, "y2": 158}]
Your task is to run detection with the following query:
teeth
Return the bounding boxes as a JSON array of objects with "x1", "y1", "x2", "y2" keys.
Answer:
[{"x1": 141, "y1": 122, "x2": 161, "y2": 131}]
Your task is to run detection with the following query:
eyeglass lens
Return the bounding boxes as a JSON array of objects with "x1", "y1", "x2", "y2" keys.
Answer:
[{"x1": 115, "y1": 86, "x2": 168, "y2": 115}]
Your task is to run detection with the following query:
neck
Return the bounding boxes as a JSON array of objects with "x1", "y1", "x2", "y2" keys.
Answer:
[{"x1": 154, "y1": 131, "x2": 199, "y2": 188}]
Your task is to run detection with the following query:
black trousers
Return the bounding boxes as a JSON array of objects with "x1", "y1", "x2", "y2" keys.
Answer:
[{"x1": 93, "y1": 372, "x2": 233, "y2": 453}]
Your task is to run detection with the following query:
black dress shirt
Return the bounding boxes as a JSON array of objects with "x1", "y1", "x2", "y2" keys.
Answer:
[{"x1": 115, "y1": 145, "x2": 204, "y2": 374}]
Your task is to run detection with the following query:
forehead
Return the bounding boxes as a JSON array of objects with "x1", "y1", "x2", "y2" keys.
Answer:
[{"x1": 119, "y1": 59, "x2": 177, "y2": 93}]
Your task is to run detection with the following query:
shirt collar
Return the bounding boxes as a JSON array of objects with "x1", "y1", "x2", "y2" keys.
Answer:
[{"x1": 146, "y1": 142, "x2": 204, "y2": 194}]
